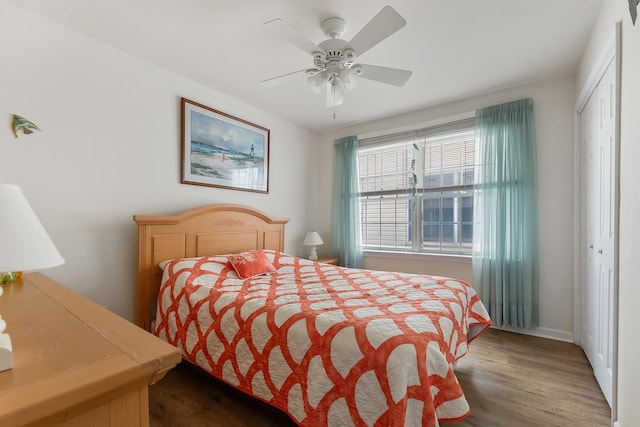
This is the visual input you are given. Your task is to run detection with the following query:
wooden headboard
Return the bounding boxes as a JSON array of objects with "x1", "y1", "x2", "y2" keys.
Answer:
[{"x1": 133, "y1": 204, "x2": 289, "y2": 330}]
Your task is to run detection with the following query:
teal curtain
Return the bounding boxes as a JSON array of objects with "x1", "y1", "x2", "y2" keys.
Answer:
[
  {"x1": 472, "y1": 98, "x2": 539, "y2": 329},
  {"x1": 331, "y1": 136, "x2": 363, "y2": 268}
]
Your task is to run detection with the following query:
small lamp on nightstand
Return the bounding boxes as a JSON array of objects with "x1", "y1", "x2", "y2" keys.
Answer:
[
  {"x1": 303, "y1": 231, "x2": 323, "y2": 261},
  {"x1": 0, "y1": 184, "x2": 65, "y2": 372}
]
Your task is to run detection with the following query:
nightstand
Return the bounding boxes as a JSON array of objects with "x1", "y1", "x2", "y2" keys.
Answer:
[
  {"x1": 317, "y1": 257, "x2": 340, "y2": 265},
  {"x1": 0, "y1": 273, "x2": 181, "y2": 426}
]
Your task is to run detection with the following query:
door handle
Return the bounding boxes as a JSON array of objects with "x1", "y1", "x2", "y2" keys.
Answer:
[{"x1": 597, "y1": 249, "x2": 603, "y2": 254}]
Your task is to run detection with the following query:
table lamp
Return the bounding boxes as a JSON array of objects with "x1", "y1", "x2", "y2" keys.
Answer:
[
  {"x1": 0, "y1": 184, "x2": 65, "y2": 372},
  {"x1": 303, "y1": 231, "x2": 323, "y2": 261}
]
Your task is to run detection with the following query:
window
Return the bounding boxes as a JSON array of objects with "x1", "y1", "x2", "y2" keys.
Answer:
[{"x1": 358, "y1": 117, "x2": 476, "y2": 255}]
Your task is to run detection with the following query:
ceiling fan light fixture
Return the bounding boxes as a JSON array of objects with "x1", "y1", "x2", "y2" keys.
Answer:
[
  {"x1": 307, "y1": 71, "x2": 326, "y2": 94},
  {"x1": 340, "y1": 68, "x2": 359, "y2": 91},
  {"x1": 326, "y1": 83, "x2": 344, "y2": 107}
]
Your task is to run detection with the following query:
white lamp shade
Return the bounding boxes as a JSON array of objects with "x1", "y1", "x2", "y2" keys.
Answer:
[
  {"x1": 303, "y1": 231, "x2": 324, "y2": 246},
  {"x1": 0, "y1": 184, "x2": 64, "y2": 272}
]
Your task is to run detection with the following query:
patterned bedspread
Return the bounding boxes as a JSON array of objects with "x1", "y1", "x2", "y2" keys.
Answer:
[{"x1": 154, "y1": 251, "x2": 491, "y2": 427}]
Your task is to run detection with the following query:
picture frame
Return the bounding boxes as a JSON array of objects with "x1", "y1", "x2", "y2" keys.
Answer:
[{"x1": 181, "y1": 97, "x2": 270, "y2": 193}]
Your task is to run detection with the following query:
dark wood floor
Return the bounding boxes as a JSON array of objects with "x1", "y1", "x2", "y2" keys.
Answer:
[{"x1": 149, "y1": 328, "x2": 611, "y2": 427}]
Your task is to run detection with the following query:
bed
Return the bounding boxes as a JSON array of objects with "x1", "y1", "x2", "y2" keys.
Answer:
[{"x1": 134, "y1": 204, "x2": 491, "y2": 427}]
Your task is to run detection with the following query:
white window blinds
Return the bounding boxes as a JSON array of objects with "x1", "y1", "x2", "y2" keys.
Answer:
[{"x1": 357, "y1": 117, "x2": 476, "y2": 254}]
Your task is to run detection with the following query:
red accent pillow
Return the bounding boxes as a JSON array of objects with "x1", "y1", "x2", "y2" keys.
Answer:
[{"x1": 228, "y1": 251, "x2": 277, "y2": 279}]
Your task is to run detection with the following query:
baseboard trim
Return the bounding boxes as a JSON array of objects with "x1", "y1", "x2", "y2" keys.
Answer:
[
  {"x1": 491, "y1": 325, "x2": 574, "y2": 343},
  {"x1": 613, "y1": 421, "x2": 620, "y2": 427}
]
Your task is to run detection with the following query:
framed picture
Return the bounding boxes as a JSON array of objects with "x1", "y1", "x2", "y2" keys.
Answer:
[{"x1": 181, "y1": 98, "x2": 270, "y2": 193}]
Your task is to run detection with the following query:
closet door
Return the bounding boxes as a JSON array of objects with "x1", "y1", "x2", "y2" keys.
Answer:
[
  {"x1": 580, "y1": 90, "x2": 597, "y2": 366},
  {"x1": 594, "y1": 60, "x2": 616, "y2": 405},
  {"x1": 580, "y1": 58, "x2": 616, "y2": 407}
]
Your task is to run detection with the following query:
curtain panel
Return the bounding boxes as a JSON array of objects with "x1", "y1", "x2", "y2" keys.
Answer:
[
  {"x1": 472, "y1": 98, "x2": 539, "y2": 329},
  {"x1": 331, "y1": 136, "x2": 363, "y2": 268}
]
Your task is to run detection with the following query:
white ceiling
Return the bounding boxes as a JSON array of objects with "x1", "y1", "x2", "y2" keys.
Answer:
[{"x1": 9, "y1": 0, "x2": 604, "y2": 132}]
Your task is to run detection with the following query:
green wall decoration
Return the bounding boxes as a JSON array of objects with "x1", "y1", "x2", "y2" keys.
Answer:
[{"x1": 11, "y1": 114, "x2": 41, "y2": 138}]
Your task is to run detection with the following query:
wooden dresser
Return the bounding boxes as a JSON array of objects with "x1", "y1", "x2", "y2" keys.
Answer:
[{"x1": 0, "y1": 273, "x2": 181, "y2": 426}]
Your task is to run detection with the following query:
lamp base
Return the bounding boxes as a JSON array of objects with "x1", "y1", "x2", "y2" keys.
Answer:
[
  {"x1": 308, "y1": 246, "x2": 318, "y2": 261},
  {"x1": 0, "y1": 272, "x2": 22, "y2": 284},
  {"x1": 0, "y1": 333, "x2": 13, "y2": 372}
]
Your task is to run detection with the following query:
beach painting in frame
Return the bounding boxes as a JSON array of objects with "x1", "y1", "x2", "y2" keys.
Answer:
[{"x1": 181, "y1": 98, "x2": 269, "y2": 193}]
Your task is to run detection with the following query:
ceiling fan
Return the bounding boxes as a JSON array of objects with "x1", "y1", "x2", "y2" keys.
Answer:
[{"x1": 260, "y1": 6, "x2": 412, "y2": 109}]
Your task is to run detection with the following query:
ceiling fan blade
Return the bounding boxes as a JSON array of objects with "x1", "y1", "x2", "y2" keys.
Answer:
[
  {"x1": 344, "y1": 6, "x2": 406, "y2": 58},
  {"x1": 260, "y1": 69, "x2": 308, "y2": 88},
  {"x1": 263, "y1": 18, "x2": 322, "y2": 56},
  {"x1": 357, "y1": 64, "x2": 412, "y2": 87},
  {"x1": 326, "y1": 83, "x2": 344, "y2": 108}
]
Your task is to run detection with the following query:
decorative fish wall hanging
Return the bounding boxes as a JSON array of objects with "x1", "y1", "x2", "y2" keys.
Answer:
[{"x1": 12, "y1": 114, "x2": 41, "y2": 138}]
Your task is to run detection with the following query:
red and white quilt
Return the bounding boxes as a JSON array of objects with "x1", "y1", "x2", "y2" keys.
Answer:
[{"x1": 154, "y1": 250, "x2": 491, "y2": 427}]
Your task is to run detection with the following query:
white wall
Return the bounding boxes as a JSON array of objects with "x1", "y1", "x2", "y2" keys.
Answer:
[
  {"x1": 0, "y1": 2, "x2": 318, "y2": 321},
  {"x1": 578, "y1": 2, "x2": 640, "y2": 426},
  {"x1": 316, "y1": 75, "x2": 577, "y2": 341}
]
